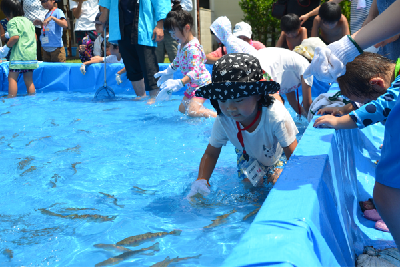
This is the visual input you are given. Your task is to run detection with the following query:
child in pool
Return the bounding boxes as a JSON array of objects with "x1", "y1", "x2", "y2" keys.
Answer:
[
  {"x1": 80, "y1": 42, "x2": 123, "y2": 75},
  {"x1": 276, "y1": 13, "x2": 308, "y2": 51},
  {"x1": 0, "y1": 0, "x2": 38, "y2": 98},
  {"x1": 154, "y1": 1, "x2": 217, "y2": 118},
  {"x1": 313, "y1": 52, "x2": 399, "y2": 129},
  {"x1": 187, "y1": 53, "x2": 299, "y2": 198}
]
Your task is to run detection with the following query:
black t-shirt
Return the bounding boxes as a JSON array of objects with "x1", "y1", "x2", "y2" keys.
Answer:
[
  {"x1": 120, "y1": 0, "x2": 136, "y2": 25},
  {"x1": 286, "y1": 0, "x2": 321, "y2": 32}
]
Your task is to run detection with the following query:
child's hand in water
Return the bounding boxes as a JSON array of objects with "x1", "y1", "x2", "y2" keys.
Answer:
[
  {"x1": 313, "y1": 115, "x2": 338, "y2": 129},
  {"x1": 187, "y1": 179, "x2": 211, "y2": 198},
  {"x1": 317, "y1": 106, "x2": 345, "y2": 116},
  {"x1": 80, "y1": 64, "x2": 86, "y2": 75}
]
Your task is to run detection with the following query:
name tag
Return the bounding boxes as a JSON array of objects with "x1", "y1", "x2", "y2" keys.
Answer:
[
  {"x1": 42, "y1": 37, "x2": 49, "y2": 44},
  {"x1": 241, "y1": 158, "x2": 266, "y2": 186}
]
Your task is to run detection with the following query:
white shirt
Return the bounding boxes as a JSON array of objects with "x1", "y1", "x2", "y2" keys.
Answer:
[
  {"x1": 104, "y1": 55, "x2": 123, "y2": 63},
  {"x1": 17, "y1": 0, "x2": 48, "y2": 28},
  {"x1": 255, "y1": 47, "x2": 313, "y2": 94},
  {"x1": 93, "y1": 35, "x2": 103, "y2": 56},
  {"x1": 209, "y1": 101, "x2": 298, "y2": 167},
  {"x1": 69, "y1": 0, "x2": 99, "y2": 31}
]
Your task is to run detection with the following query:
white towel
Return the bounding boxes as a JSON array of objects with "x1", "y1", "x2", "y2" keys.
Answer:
[{"x1": 307, "y1": 92, "x2": 348, "y2": 122}]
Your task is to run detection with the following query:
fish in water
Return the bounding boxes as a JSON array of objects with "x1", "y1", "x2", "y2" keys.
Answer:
[
  {"x1": 99, "y1": 192, "x2": 125, "y2": 208},
  {"x1": 2, "y1": 248, "x2": 13, "y2": 260},
  {"x1": 94, "y1": 242, "x2": 159, "y2": 267},
  {"x1": 242, "y1": 207, "x2": 260, "y2": 221},
  {"x1": 204, "y1": 209, "x2": 237, "y2": 229},
  {"x1": 103, "y1": 107, "x2": 121, "y2": 111},
  {"x1": 131, "y1": 186, "x2": 157, "y2": 195},
  {"x1": 20, "y1": 166, "x2": 37, "y2": 176},
  {"x1": 26, "y1": 136, "x2": 51, "y2": 146},
  {"x1": 151, "y1": 254, "x2": 202, "y2": 267},
  {"x1": 18, "y1": 156, "x2": 34, "y2": 170},
  {"x1": 1, "y1": 111, "x2": 10, "y2": 115},
  {"x1": 93, "y1": 244, "x2": 132, "y2": 253},
  {"x1": 116, "y1": 230, "x2": 182, "y2": 247},
  {"x1": 39, "y1": 208, "x2": 116, "y2": 222},
  {"x1": 71, "y1": 162, "x2": 81, "y2": 175},
  {"x1": 56, "y1": 145, "x2": 81, "y2": 154}
]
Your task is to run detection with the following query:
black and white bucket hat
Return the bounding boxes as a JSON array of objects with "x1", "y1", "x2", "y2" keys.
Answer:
[{"x1": 195, "y1": 53, "x2": 280, "y2": 100}]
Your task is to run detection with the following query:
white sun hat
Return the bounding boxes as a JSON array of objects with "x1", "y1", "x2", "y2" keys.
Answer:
[{"x1": 233, "y1": 21, "x2": 252, "y2": 39}]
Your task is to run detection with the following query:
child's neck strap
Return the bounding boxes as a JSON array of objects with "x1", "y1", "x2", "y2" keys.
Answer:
[{"x1": 236, "y1": 107, "x2": 262, "y2": 161}]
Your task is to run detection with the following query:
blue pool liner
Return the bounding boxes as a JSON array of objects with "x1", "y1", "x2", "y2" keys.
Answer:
[{"x1": 1, "y1": 63, "x2": 389, "y2": 266}]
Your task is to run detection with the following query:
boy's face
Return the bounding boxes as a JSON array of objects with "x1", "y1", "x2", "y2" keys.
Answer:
[
  {"x1": 41, "y1": 0, "x2": 55, "y2": 10},
  {"x1": 285, "y1": 29, "x2": 300, "y2": 38},
  {"x1": 218, "y1": 95, "x2": 260, "y2": 124},
  {"x1": 95, "y1": 23, "x2": 104, "y2": 35},
  {"x1": 109, "y1": 44, "x2": 120, "y2": 56},
  {"x1": 322, "y1": 20, "x2": 338, "y2": 29}
]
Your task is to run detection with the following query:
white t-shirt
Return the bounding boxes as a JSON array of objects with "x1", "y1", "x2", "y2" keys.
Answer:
[
  {"x1": 69, "y1": 0, "x2": 99, "y2": 31},
  {"x1": 255, "y1": 47, "x2": 313, "y2": 95},
  {"x1": 209, "y1": 101, "x2": 298, "y2": 167},
  {"x1": 93, "y1": 35, "x2": 103, "y2": 56},
  {"x1": 104, "y1": 55, "x2": 123, "y2": 64}
]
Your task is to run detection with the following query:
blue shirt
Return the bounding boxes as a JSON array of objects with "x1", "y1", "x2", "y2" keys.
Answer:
[
  {"x1": 349, "y1": 75, "x2": 400, "y2": 129},
  {"x1": 40, "y1": 8, "x2": 65, "y2": 48}
]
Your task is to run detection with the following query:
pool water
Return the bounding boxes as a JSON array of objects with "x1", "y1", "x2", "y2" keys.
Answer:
[{"x1": 0, "y1": 92, "x2": 307, "y2": 266}]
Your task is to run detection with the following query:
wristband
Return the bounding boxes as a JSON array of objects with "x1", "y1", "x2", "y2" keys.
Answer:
[{"x1": 347, "y1": 35, "x2": 363, "y2": 55}]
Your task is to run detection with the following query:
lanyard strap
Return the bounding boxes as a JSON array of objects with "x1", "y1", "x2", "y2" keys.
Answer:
[
  {"x1": 236, "y1": 108, "x2": 262, "y2": 161},
  {"x1": 43, "y1": 8, "x2": 56, "y2": 37}
]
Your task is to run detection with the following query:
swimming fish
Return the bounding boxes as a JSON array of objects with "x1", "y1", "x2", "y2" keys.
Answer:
[
  {"x1": 26, "y1": 136, "x2": 51, "y2": 146},
  {"x1": 94, "y1": 242, "x2": 159, "y2": 267},
  {"x1": 150, "y1": 254, "x2": 202, "y2": 267},
  {"x1": 78, "y1": 129, "x2": 90, "y2": 133},
  {"x1": 99, "y1": 192, "x2": 125, "y2": 208},
  {"x1": 242, "y1": 207, "x2": 260, "y2": 221},
  {"x1": 93, "y1": 244, "x2": 132, "y2": 253},
  {"x1": 20, "y1": 166, "x2": 37, "y2": 176},
  {"x1": 39, "y1": 208, "x2": 116, "y2": 222},
  {"x1": 204, "y1": 209, "x2": 237, "y2": 229},
  {"x1": 71, "y1": 162, "x2": 81, "y2": 175},
  {"x1": 1, "y1": 111, "x2": 10, "y2": 115},
  {"x1": 116, "y1": 230, "x2": 182, "y2": 247},
  {"x1": 12, "y1": 133, "x2": 19, "y2": 138},
  {"x1": 56, "y1": 145, "x2": 81, "y2": 154},
  {"x1": 18, "y1": 156, "x2": 34, "y2": 170},
  {"x1": 2, "y1": 248, "x2": 13, "y2": 259},
  {"x1": 131, "y1": 186, "x2": 157, "y2": 195}
]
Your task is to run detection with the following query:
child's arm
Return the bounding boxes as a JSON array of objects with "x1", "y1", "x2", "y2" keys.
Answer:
[
  {"x1": 6, "y1": 35, "x2": 19, "y2": 47},
  {"x1": 310, "y1": 16, "x2": 321, "y2": 38},
  {"x1": 300, "y1": 0, "x2": 343, "y2": 24},
  {"x1": 317, "y1": 103, "x2": 356, "y2": 116},
  {"x1": 44, "y1": 16, "x2": 68, "y2": 29},
  {"x1": 0, "y1": 24, "x2": 6, "y2": 43},
  {"x1": 117, "y1": 67, "x2": 126, "y2": 75},
  {"x1": 313, "y1": 114, "x2": 357, "y2": 129},
  {"x1": 301, "y1": 27, "x2": 308, "y2": 39},
  {"x1": 283, "y1": 139, "x2": 298, "y2": 160},
  {"x1": 197, "y1": 144, "x2": 222, "y2": 184},
  {"x1": 341, "y1": 15, "x2": 350, "y2": 37},
  {"x1": 275, "y1": 32, "x2": 286, "y2": 48},
  {"x1": 83, "y1": 56, "x2": 104, "y2": 66}
]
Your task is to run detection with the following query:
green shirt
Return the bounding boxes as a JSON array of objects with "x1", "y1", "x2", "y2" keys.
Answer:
[{"x1": 7, "y1": 17, "x2": 37, "y2": 69}]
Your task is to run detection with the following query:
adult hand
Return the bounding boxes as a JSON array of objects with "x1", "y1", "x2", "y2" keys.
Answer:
[
  {"x1": 154, "y1": 64, "x2": 176, "y2": 87},
  {"x1": 299, "y1": 14, "x2": 309, "y2": 25},
  {"x1": 313, "y1": 114, "x2": 338, "y2": 128},
  {"x1": 80, "y1": 64, "x2": 86, "y2": 75},
  {"x1": 374, "y1": 34, "x2": 400, "y2": 48},
  {"x1": 152, "y1": 21, "x2": 164, "y2": 42},
  {"x1": 187, "y1": 179, "x2": 211, "y2": 198},
  {"x1": 303, "y1": 36, "x2": 362, "y2": 83},
  {"x1": 0, "y1": 45, "x2": 10, "y2": 58},
  {"x1": 99, "y1": 8, "x2": 109, "y2": 25}
]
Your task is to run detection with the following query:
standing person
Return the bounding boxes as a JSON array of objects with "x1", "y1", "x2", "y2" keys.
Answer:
[
  {"x1": 187, "y1": 54, "x2": 298, "y2": 198},
  {"x1": 16, "y1": 0, "x2": 48, "y2": 61},
  {"x1": 34, "y1": 0, "x2": 68, "y2": 62},
  {"x1": 69, "y1": 0, "x2": 99, "y2": 45},
  {"x1": 0, "y1": 0, "x2": 38, "y2": 98},
  {"x1": 155, "y1": 0, "x2": 192, "y2": 63},
  {"x1": 98, "y1": 0, "x2": 170, "y2": 102},
  {"x1": 154, "y1": 1, "x2": 217, "y2": 118}
]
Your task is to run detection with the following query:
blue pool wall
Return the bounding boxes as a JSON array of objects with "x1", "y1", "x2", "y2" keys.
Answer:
[{"x1": 1, "y1": 62, "x2": 391, "y2": 266}]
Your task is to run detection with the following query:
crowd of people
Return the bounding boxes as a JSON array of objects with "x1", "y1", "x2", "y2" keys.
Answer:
[{"x1": 0, "y1": 0, "x2": 399, "y2": 257}]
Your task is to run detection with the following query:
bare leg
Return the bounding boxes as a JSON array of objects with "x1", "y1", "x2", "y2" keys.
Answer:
[
  {"x1": 147, "y1": 89, "x2": 159, "y2": 105},
  {"x1": 373, "y1": 182, "x2": 400, "y2": 249},
  {"x1": 8, "y1": 71, "x2": 19, "y2": 98},
  {"x1": 131, "y1": 79, "x2": 146, "y2": 98},
  {"x1": 180, "y1": 97, "x2": 217, "y2": 118},
  {"x1": 23, "y1": 71, "x2": 35, "y2": 95},
  {"x1": 286, "y1": 91, "x2": 307, "y2": 116}
]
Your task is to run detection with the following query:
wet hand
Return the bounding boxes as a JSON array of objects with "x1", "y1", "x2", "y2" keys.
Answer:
[
  {"x1": 187, "y1": 179, "x2": 211, "y2": 198},
  {"x1": 313, "y1": 115, "x2": 337, "y2": 129},
  {"x1": 317, "y1": 106, "x2": 344, "y2": 116},
  {"x1": 80, "y1": 64, "x2": 86, "y2": 75},
  {"x1": 299, "y1": 15, "x2": 308, "y2": 25},
  {"x1": 152, "y1": 25, "x2": 164, "y2": 42}
]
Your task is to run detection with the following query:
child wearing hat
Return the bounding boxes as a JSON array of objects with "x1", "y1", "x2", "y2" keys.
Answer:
[{"x1": 187, "y1": 53, "x2": 299, "y2": 198}]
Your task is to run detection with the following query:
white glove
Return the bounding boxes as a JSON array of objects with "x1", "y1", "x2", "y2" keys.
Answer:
[
  {"x1": 154, "y1": 64, "x2": 176, "y2": 87},
  {"x1": 156, "y1": 79, "x2": 184, "y2": 102},
  {"x1": 0, "y1": 45, "x2": 10, "y2": 58},
  {"x1": 4, "y1": 32, "x2": 9, "y2": 39},
  {"x1": 187, "y1": 179, "x2": 211, "y2": 198},
  {"x1": 303, "y1": 35, "x2": 362, "y2": 83},
  {"x1": 116, "y1": 73, "x2": 122, "y2": 85},
  {"x1": 80, "y1": 64, "x2": 86, "y2": 75}
]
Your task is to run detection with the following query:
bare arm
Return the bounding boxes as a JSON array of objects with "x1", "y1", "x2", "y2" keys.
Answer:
[
  {"x1": 0, "y1": 24, "x2": 6, "y2": 43},
  {"x1": 275, "y1": 32, "x2": 286, "y2": 48},
  {"x1": 206, "y1": 54, "x2": 221, "y2": 65},
  {"x1": 300, "y1": 0, "x2": 343, "y2": 24},
  {"x1": 361, "y1": 0, "x2": 379, "y2": 27},
  {"x1": 71, "y1": 0, "x2": 84, "y2": 19},
  {"x1": 197, "y1": 144, "x2": 222, "y2": 183},
  {"x1": 7, "y1": 35, "x2": 19, "y2": 47},
  {"x1": 341, "y1": 15, "x2": 350, "y2": 36},
  {"x1": 310, "y1": 16, "x2": 321, "y2": 38},
  {"x1": 354, "y1": 0, "x2": 400, "y2": 49},
  {"x1": 99, "y1": 8, "x2": 109, "y2": 24},
  {"x1": 117, "y1": 67, "x2": 126, "y2": 75},
  {"x1": 282, "y1": 139, "x2": 298, "y2": 160},
  {"x1": 83, "y1": 56, "x2": 104, "y2": 65},
  {"x1": 45, "y1": 17, "x2": 68, "y2": 28},
  {"x1": 152, "y1": 20, "x2": 164, "y2": 42},
  {"x1": 313, "y1": 114, "x2": 357, "y2": 129}
]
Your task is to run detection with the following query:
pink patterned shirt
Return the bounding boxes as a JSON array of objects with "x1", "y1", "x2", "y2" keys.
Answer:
[{"x1": 172, "y1": 37, "x2": 211, "y2": 96}]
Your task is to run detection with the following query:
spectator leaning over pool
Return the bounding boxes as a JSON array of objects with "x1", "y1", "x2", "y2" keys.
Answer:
[
  {"x1": 69, "y1": 0, "x2": 99, "y2": 46},
  {"x1": 98, "y1": 0, "x2": 170, "y2": 103}
]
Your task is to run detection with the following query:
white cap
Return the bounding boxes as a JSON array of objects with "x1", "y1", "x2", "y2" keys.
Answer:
[{"x1": 233, "y1": 22, "x2": 252, "y2": 39}]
